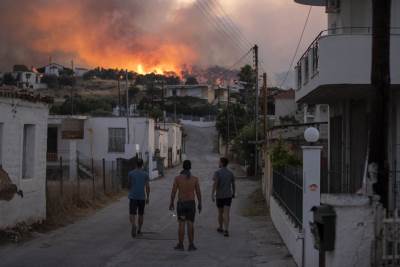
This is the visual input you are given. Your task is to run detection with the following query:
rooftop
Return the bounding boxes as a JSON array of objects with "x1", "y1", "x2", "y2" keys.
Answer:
[{"x1": 0, "y1": 86, "x2": 53, "y2": 104}]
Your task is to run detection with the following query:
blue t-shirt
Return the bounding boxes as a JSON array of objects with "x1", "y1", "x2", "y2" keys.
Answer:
[{"x1": 128, "y1": 169, "x2": 149, "y2": 200}]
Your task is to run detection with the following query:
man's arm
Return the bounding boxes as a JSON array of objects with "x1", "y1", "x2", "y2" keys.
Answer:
[
  {"x1": 232, "y1": 175, "x2": 236, "y2": 198},
  {"x1": 195, "y1": 179, "x2": 202, "y2": 213},
  {"x1": 169, "y1": 178, "x2": 178, "y2": 210},
  {"x1": 211, "y1": 173, "x2": 217, "y2": 202},
  {"x1": 145, "y1": 181, "x2": 150, "y2": 204}
]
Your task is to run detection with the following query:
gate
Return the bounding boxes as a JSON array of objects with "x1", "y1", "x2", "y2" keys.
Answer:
[
  {"x1": 168, "y1": 148, "x2": 173, "y2": 168},
  {"x1": 374, "y1": 209, "x2": 400, "y2": 267}
]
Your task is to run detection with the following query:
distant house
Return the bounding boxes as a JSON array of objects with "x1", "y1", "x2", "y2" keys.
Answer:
[
  {"x1": 11, "y1": 65, "x2": 46, "y2": 90},
  {"x1": 165, "y1": 84, "x2": 214, "y2": 103},
  {"x1": 74, "y1": 67, "x2": 89, "y2": 77},
  {"x1": 154, "y1": 127, "x2": 169, "y2": 168},
  {"x1": 0, "y1": 88, "x2": 51, "y2": 229},
  {"x1": 37, "y1": 63, "x2": 72, "y2": 77}
]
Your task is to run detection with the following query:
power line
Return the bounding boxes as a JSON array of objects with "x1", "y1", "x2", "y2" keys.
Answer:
[
  {"x1": 194, "y1": 0, "x2": 247, "y2": 53},
  {"x1": 279, "y1": 6, "x2": 312, "y2": 89},
  {"x1": 208, "y1": 0, "x2": 253, "y2": 48},
  {"x1": 202, "y1": 0, "x2": 252, "y2": 50},
  {"x1": 195, "y1": 0, "x2": 249, "y2": 53}
]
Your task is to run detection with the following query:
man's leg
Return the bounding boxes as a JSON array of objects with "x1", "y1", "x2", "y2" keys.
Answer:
[
  {"x1": 138, "y1": 215, "x2": 144, "y2": 232},
  {"x1": 218, "y1": 208, "x2": 224, "y2": 230},
  {"x1": 223, "y1": 206, "x2": 230, "y2": 232},
  {"x1": 178, "y1": 221, "x2": 185, "y2": 245},
  {"x1": 187, "y1": 221, "x2": 194, "y2": 245}
]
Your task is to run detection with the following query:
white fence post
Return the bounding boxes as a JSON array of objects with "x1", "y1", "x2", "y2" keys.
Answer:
[{"x1": 302, "y1": 127, "x2": 323, "y2": 267}]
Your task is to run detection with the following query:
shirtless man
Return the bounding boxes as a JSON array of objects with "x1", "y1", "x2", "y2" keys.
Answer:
[{"x1": 169, "y1": 160, "x2": 202, "y2": 251}]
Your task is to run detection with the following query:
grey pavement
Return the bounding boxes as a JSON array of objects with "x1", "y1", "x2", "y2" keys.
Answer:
[{"x1": 0, "y1": 125, "x2": 295, "y2": 267}]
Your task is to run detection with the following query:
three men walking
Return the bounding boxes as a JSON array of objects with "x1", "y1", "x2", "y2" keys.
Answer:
[{"x1": 128, "y1": 157, "x2": 235, "y2": 251}]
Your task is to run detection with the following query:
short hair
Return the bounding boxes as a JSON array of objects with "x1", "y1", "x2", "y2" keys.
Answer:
[
  {"x1": 220, "y1": 157, "x2": 229, "y2": 167},
  {"x1": 183, "y1": 160, "x2": 191, "y2": 170},
  {"x1": 137, "y1": 159, "x2": 144, "y2": 168}
]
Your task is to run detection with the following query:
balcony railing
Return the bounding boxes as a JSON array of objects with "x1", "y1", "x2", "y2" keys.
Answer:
[{"x1": 296, "y1": 27, "x2": 400, "y2": 90}]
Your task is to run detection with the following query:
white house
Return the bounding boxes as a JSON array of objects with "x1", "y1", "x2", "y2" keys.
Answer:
[
  {"x1": 163, "y1": 123, "x2": 183, "y2": 167},
  {"x1": 73, "y1": 67, "x2": 89, "y2": 77},
  {"x1": 154, "y1": 127, "x2": 169, "y2": 168},
  {"x1": 267, "y1": 1, "x2": 400, "y2": 267},
  {"x1": 11, "y1": 65, "x2": 46, "y2": 90},
  {"x1": 47, "y1": 116, "x2": 86, "y2": 180},
  {"x1": 77, "y1": 117, "x2": 157, "y2": 178},
  {"x1": 0, "y1": 89, "x2": 50, "y2": 229},
  {"x1": 38, "y1": 63, "x2": 71, "y2": 77},
  {"x1": 165, "y1": 84, "x2": 214, "y2": 103}
]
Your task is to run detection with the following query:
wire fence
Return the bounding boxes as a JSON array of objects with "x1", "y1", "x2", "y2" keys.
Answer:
[{"x1": 46, "y1": 154, "x2": 122, "y2": 218}]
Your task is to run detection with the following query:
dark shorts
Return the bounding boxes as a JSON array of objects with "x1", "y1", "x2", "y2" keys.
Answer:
[
  {"x1": 216, "y1": 198, "x2": 232, "y2": 209},
  {"x1": 129, "y1": 199, "x2": 145, "y2": 215},
  {"x1": 177, "y1": 200, "x2": 196, "y2": 222}
]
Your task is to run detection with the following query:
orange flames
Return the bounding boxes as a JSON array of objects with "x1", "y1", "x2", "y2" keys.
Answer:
[{"x1": 24, "y1": 1, "x2": 198, "y2": 75}]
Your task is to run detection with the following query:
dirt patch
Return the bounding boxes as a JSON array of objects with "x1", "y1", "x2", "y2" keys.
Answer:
[
  {"x1": 0, "y1": 186, "x2": 126, "y2": 245},
  {"x1": 241, "y1": 187, "x2": 268, "y2": 217}
]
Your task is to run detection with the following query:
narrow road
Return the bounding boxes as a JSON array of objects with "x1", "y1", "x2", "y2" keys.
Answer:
[{"x1": 0, "y1": 125, "x2": 295, "y2": 267}]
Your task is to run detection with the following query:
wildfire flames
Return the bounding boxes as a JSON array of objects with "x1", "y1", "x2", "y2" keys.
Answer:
[{"x1": 0, "y1": 0, "x2": 209, "y2": 75}]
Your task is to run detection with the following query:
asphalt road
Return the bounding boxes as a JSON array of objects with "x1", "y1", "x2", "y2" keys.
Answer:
[{"x1": 0, "y1": 125, "x2": 295, "y2": 267}]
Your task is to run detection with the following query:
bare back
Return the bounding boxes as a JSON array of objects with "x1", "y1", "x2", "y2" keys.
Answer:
[{"x1": 172, "y1": 175, "x2": 200, "y2": 202}]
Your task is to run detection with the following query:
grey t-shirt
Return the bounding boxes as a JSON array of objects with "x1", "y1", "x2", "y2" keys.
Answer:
[{"x1": 214, "y1": 167, "x2": 235, "y2": 199}]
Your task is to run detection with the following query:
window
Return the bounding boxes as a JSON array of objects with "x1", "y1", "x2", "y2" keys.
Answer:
[
  {"x1": 326, "y1": 0, "x2": 340, "y2": 13},
  {"x1": 0, "y1": 123, "x2": 3, "y2": 166},
  {"x1": 22, "y1": 124, "x2": 36, "y2": 179},
  {"x1": 296, "y1": 64, "x2": 302, "y2": 89},
  {"x1": 108, "y1": 128, "x2": 126, "y2": 153},
  {"x1": 304, "y1": 57, "x2": 309, "y2": 85}
]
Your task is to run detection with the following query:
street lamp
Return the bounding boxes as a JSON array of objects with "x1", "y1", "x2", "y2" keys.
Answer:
[{"x1": 304, "y1": 127, "x2": 320, "y2": 143}]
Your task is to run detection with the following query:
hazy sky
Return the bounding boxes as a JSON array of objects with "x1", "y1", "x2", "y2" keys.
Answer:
[
  {"x1": 0, "y1": 0, "x2": 327, "y2": 87},
  {"x1": 219, "y1": 0, "x2": 327, "y2": 85}
]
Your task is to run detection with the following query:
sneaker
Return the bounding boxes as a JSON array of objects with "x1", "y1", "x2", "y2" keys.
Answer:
[
  {"x1": 224, "y1": 231, "x2": 229, "y2": 237},
  {"x1": 131, "y1": 225, "x2": 137, "y2": 238},
  {"x1": 188, "y1": 244, "x2": 197, "y2": 251},
  {"x1": 174, "y1": 243, "x2": 184, "y2": 251},
  {"x1": 217, "y1": 228, "x2": 223, "y2": 233}
]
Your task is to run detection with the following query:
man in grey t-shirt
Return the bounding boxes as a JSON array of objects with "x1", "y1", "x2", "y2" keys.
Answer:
[{"x1": 212, "y1": 157, "x2": 235, "y2": 237}]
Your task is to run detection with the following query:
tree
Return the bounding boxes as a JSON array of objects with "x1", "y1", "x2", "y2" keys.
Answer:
[
  {"x1": 2, "y1": 73, "x2": 17, "y2": 86},
  {"x1": 59, "y1": 75, "x2": 76, "y2": 87},
  {"x1": 216, "y1": 103, "x2": 249, "y2": 142},
  {"x1": 185, "y1": 76, "x2": 199, "y2": 85},
  {"x1": 41, "y1": 75, "x2": 59, "y2": 88},
  {"x1": 238, "y1": 64, "x2": 255, "y2": 86}
]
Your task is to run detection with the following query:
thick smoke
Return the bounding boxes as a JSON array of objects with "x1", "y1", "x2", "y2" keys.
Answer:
[{"x1": 0, "y1": 0, "x2": 237, "y2": 73}]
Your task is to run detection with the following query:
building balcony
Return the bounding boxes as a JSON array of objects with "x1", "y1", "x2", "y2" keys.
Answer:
[
  {"x1": 295, "y1": 27, "x2": 400, "y2": 103},
  {"x1": 294, "y1": 0, "x2": 324, "y2": 6}
]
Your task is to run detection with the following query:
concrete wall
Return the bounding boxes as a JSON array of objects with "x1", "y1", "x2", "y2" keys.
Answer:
[
  {"x1": 77, "y1": 117, "x2": 155, "y2": 162},
  {"x1": 164, "y1": 123, "x2": 182, "y2": 166},
  {"x1": 321, "y1": 194, "x2": 377, "y2": 267},
  {"x1": 275, "y1": 98, "x2": 297, "y2": 120},
  {"x1": 0, "y1": 98, "x2": 49, "y2": 229},
  {"x1": 296, "y1": 35, "x2": 400, "y2": 101},
  {"x1": 154, "y1": 129, "x2": 168, "y2": 168},
  {"x1": 270, "y1": 197, "x2": 303, "y2": 266}
]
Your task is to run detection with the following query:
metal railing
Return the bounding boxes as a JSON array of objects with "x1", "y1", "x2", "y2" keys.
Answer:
[
  {"x1": 296, "y1": 27, "x2": 400, "y2": 89},
  {"x1": 273, "y1": 166, "x2": 303, "y2": 228}
]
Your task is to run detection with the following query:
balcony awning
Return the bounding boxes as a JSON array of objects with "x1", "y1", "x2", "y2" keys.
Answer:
[{"x1": 297, "y1": 84, "x2": 400, "y2": 104}]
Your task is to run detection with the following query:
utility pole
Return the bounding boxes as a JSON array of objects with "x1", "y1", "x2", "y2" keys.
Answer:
[
  {"x1": 254, "y1": 44, "x2": 259, "y2": 177},
  {"x1": 118, "y1": 76, "x2": 121, "y2": 117},
  {"x1": 369, "y1": 0, "x2": 391, "y2": 208},
  {"x1": 126, "y1": 70, "x2": 130, "y2": 144},
  {"x1": 262, "y1": 73, "x2": 268, "y2": 140},
  {"x1": 70, "y1": 60, "x2": 74, "y2": 115},
  {"x1": 225, "y1": 85, "x2": 231, "y2": 157}
]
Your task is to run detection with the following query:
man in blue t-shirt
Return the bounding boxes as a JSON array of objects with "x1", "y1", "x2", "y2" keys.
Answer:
[{"x1": 128, "y1": 159, "x2": 150, "y2": 238}]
